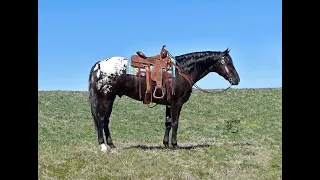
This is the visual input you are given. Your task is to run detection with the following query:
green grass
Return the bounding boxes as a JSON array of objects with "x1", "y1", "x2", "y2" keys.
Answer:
[{"x1": 38, "y1": 88, "x2": 282, "y2": 180}]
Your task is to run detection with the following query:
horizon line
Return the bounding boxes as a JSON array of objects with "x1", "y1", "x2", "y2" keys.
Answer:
[{"x1": 38, "y1": 87, "x2": 282, "y2": 92}]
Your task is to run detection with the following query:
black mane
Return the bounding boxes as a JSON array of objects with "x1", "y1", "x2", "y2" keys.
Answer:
[{"x1": 174, "y1": 51, "x2": 221, "y2": 73}]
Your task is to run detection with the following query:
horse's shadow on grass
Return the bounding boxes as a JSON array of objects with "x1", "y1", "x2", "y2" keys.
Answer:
[
  {"x1": 123, "y1": 142, "x2": 251, "y2": 151},
  {"x1": 125, "y1": 144, "x2": 211, "y2": 150}
]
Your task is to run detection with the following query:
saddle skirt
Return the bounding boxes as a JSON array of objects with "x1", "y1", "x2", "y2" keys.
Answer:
[
  {"x1": 126, "y1": 53, "x2": 176, "y2": 77},
  {"x1": 125, "y1": 45, "x2": 179, "y2": 104}
]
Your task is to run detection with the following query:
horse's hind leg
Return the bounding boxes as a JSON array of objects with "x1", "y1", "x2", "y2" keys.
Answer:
[
  {"x1": 90, "y1": 90, "x2": 107, "y2": 151},
  {"x1": 90, "y1": 90, "x2": 116, "y2": 151},
  {"x1": 96, "y1": 94, "x2": 117, "y2": 151},
  {"x1": 102, "y1": 95, "x2": 116, "y2": 149}
]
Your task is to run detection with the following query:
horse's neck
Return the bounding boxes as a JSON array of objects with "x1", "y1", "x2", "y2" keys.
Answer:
[
  {"x1": 188, "y1": 63, "x2": 211, "y2": 84},
  {"x1": 176, "y1": 54, "x2": 216, "y2": 84}
]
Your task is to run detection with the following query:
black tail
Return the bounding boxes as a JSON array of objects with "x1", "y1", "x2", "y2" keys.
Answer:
[{"x1": 88, "y1": 64, "x2": 100, "y2": 131}]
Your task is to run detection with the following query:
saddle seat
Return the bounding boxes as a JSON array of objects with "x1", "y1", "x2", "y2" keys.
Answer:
[
  {"x1": 136, "y1": 51, "x2": 161, "y2": 61},
  {"x1": 130, "y1": 45, "x2": 173, "y2": 104}
]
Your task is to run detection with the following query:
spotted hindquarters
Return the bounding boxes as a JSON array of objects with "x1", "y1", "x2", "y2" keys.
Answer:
[
  {"x1": 89, "y1": 57, "x2": 128, "y2": 94},
  {"x1": 88, "y1": 56, "x2": 128, "y2": 151}
]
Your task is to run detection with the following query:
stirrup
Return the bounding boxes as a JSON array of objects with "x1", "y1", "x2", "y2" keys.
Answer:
[{"x1": 153, "y1": 86, "x2": 165, "y2": 99}]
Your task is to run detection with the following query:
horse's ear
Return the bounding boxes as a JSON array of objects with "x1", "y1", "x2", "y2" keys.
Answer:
[{"x1": 221, "y1": 48, "x2": 230, "y2": 56}]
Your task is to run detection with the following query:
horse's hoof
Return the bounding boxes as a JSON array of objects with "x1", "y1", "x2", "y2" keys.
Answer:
[
  {"x1": 109, "y1": 144, "x2": 117, "y2": 149},
  {"x1": 100, "y1": 143, "x2": 108, "y2": 152},
  {"x1": 172, "y1": 144, "x2": 180, "y2": 149},
  {"x1": 164, "y1": 144, "x2": 169, "y2": 148}
]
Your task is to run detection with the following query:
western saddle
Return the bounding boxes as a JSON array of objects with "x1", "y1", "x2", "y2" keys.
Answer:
[{"x1": 130, "y1": 45, "x2": 174, "y2": 104}]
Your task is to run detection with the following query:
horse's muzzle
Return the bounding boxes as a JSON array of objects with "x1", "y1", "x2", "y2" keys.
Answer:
[{"x1": 229, "y1": 77, "x2": 240, "y2": 85}]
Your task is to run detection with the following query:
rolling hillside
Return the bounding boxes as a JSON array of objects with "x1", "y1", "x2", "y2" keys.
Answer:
[{"x1": 38, "y1": 88, "x2": 282, "y2": 179}]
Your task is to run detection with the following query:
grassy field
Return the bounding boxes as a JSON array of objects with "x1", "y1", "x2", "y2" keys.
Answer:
[{"x1": 38, "y1": 88, "x2": 282, "y2": 180}]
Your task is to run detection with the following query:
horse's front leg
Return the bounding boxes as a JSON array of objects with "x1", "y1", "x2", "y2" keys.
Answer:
[
  {"x1": 171, "y1": 101, "x2": 182, "y2": 148},
  {"x1": 163, "y1": 104, "x2": 171, "y2": 148}
]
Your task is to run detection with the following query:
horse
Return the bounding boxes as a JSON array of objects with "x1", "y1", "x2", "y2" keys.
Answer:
[{"x1": 88, "y1": 48, "x2": 240, "y2": 152}]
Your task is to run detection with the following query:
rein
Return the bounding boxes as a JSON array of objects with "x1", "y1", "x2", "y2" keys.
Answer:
[
  {"x1": 167, "y1": 52, "x2": 232, "y2": 94},
  {"x1": 146, "y1": 50, "x2": 232, "y2": 108}
]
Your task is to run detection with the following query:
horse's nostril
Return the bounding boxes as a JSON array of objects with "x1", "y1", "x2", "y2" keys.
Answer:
[{"x1": 232, "y1": 78, "x2": 239, "y2": 85}]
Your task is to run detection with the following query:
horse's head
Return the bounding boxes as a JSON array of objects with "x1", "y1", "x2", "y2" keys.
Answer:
[{"x1": 210, "y1": 48, "x2": 240, "y2": 85}]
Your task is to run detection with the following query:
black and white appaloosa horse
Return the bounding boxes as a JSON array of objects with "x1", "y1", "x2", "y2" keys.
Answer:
[{"x1": 88, "y1": 48, "x2": 240, "y2": 152}]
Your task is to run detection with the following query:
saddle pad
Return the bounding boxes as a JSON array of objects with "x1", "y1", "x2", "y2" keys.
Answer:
[
  {"x1": 126, "y1": 63, "x2": 174, "y2": 76},
  {"x1": 126, "y1": 56, "x2": 176, "y2": 77}
]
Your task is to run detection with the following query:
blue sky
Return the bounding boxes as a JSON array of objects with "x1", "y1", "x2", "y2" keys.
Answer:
[{"x1": 38, "y1": 0, "x2": 282, "y2": 91}]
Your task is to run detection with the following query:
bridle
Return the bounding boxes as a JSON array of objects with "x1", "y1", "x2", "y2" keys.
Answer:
[
  {"x1": 218, "y1": 55, "x2": 233, "y2": 91},
  {"x1": 168, "y1": 52, "x2": 233, "y2": 94},
  {"x1": 147, "y1": 50, "x2": 233, "y2": 108}
]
